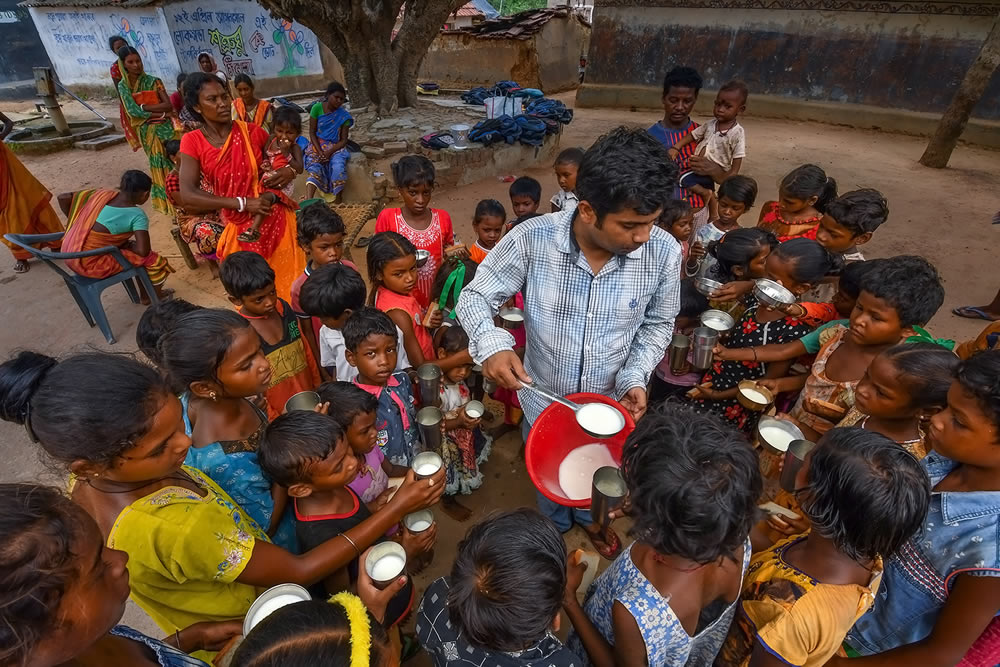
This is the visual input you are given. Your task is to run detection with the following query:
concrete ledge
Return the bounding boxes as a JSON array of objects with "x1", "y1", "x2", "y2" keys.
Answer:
[{"x1": 576, "y1": 84, "x2": 1000, "y2": 149}]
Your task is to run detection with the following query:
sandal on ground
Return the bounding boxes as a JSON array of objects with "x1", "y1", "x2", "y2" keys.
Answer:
[
  {"x1": 584, "y1": 525, "x2": 622, "y2": 560},
  {"x1": 13, "y1": 260, "x2": 29, "y2": 274},
  {"x1": 238, "y1": 228, "x2": 262, "y2": 243},
  {"x1": 953, "y1": 306, "x2": 1000, "y2": 322}
]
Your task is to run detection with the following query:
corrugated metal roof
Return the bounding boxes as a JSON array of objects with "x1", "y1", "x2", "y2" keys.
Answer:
[
  {"x1": 20, "y1": 0, "x2": 156, "y2": 8},
  {"x1": 448, "y1": 6, "x2": 585, "y2": 39}
]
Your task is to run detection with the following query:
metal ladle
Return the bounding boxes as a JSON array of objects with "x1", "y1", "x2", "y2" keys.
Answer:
[{"x1": 520, "y1": 383, "x2": 626, "y2": 438}]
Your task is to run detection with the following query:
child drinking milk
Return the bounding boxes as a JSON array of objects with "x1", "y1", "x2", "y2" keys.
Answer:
[
  {"x1": 219, "y1": 251, "x2": 319, "y2": 419},
  {"x1": 564, "y1": 404, "x2": 761, "y2": 665},
  {"x1": 700, "y1": 227, "x2": 778, "y2": 317},
  {"x1": 238, "y1": 106, "x2": 303, "y2": 243},
  {"x1": 0, "y1": 350, "x2": 445, "y2": 660},
  {"x1": 375, "y1": 155, "x2": 455, "y2": 306},
  {"x1": 368, "y1": 231, "x2": 442, "y2": 366},
  {"x1": 160, "y1": 308, "x2": 297, "y2": 551},
  {"x1": 468, "y1": 199, "x2": 506, "y2": 264},
  {"x1": 720, "y1": 427, "x2": 931, "y2": 667},
  {"x1": 436, "y1": 325, "x2": 492, "y2": 521},
  {"x1": 836, "y1": 350, "x2": 1000, "y2": 665},
  {"x1": 757, "y1": 164, "x2": 838, "y2": 240},
  {"x1": 343, "y1": 307, "x2": 421, "y2": 466}
]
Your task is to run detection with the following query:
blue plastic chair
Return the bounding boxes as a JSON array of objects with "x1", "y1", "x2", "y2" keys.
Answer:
[{"x1": 4, "y1": 232, "x2": 159, "y2": 344}]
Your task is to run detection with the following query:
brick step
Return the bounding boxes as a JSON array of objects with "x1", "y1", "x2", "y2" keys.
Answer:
[{"x1": 75, "y1": 134, "x2": 126, "y2": 151}]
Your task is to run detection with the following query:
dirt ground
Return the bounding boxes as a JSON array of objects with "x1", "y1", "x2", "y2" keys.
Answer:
[{"x1": 2, "y1": 92, "x2": 999, "y2": 653}]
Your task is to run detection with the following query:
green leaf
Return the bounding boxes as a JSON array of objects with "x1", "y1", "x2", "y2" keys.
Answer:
[
  {"x1": 273, "y1": 29, "x2": 282, "y2": 42},
  {"x1": 295, "y1": 44, "x2": 304, "y2": 54}
]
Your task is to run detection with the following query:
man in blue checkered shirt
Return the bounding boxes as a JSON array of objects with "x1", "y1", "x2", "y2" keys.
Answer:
[{"x1": 456, "y1": 127, "x2": 682, "y2": 555}]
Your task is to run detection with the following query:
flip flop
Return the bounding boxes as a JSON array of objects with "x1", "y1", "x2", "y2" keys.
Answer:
[
  {"x1": 585, "y1": 525, "x2": 622, "y2": 560},
  {"x1": 13, "y1": 260, "x2": 29, "y2": 274},
  {"x1": 952, "y1": 306, "x2": 1000, "y2": 322},
  {"x1": 238, "y1": 229, "x2": 262, "y2": 243}
]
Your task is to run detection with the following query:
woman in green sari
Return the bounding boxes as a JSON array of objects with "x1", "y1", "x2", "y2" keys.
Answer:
[{"x1": 117, "y1": 46, "x2": 181, "y2": 215}]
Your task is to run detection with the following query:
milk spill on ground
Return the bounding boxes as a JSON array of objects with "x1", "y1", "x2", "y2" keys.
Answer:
[{"x1": 558, "y1": 443, "x2": 619, "y2": 500}]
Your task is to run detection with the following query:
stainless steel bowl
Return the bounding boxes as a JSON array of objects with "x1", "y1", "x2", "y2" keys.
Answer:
[
  {"x1": 414, "y1": 249, "x2": 431, "y2": 268},
  {"x1": 756, "y1": 416, "x2": 805, "y2": 455},
  {"x1": 754, "y1": 279, "x2": 795, "y2": 308},
  {"x1": 694, "y1": 277, "x2": 723, "y2": 297},
  {"x1": 700, "y1": 309, "x2": 735, "y2": 334},
  {"x1": 499, "y1": 306, "x2": 525, "y2": 330}
]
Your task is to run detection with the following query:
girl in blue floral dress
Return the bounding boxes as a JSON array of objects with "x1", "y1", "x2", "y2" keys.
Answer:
[{"x1": 564, "y1": 405, "x2": 762, "y2": 666}]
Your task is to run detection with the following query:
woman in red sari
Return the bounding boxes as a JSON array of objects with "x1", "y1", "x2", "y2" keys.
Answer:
[
  {"x1": 58, "y1": 170, "x2": 173, "y2": 302},
  {"x1": 177, "y1": 73, "x2": 303, "y2": 301},
  {"x1": 108, "y1": 36, "x2": 140, "y2": 153}
]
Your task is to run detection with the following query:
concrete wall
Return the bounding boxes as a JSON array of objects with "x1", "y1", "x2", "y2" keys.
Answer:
[
  {"x1": 420, "y1": 15, "x2": 589, "y2": 92},
  {"x1": 28, "y1": 0, "x2": 338, "y2": 96},
  {"x1": 577, "y1": 1, "x2": 1000, "y2": 121},
  {"x1": 0, "y1": 0, "x2": 51, "y2": 85}
]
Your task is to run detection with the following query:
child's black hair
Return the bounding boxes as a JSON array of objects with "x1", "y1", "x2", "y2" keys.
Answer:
[
  {"x1": 575, "y1": 126, "x2": 677, "y2": 222},
  {"x1": 825, "y1": 189, "x2": 889, "y2": 236},
  {"x1": 677, "y1": 280, "x2": 709, "y2": 319},
  {"x1": 448, "y1": 509, "x2": 566, "y2": 652},
  {"x1": 838, "y1": 259, "x2": 879, "y2": 300},
  {"x1": 390, "y1": 155, "x2": 435, "y2": 189},
  {"x1": 879, "y1": 342, "x2": 959, "y2": 412},
  {"x1": 439, "y1": 325, "x2": 469, "y2": 355},
  {"x1": 316, "y1": 381, "x2": 377, "y2": 429},
  {"x1": 325, "y1": 81, "x2": 347, "y2": 97},
  {"x1": 109, "y1": 34, "x2": 126, "y2": 51},
  {"x1": 0, "y1": 351, "x2": 169, "y2": 468},
  {"x1": 0, "y1": 483, "x2": 92, "y2": 666},
  {"x1": 365, "y1": 231, "x2": 416, "y2": 305},
  {"x1": 955, "y1": 350, "x2": 1000, "y2": 432},
  {"x1": 232, "y1": 598, "x2": 390, "y2": 667},
  {"x1": 183, "y1": 72, "x2": 225, "y2": 121},
  {"x1": 717, "y1": 174, "x2": 758, "y2": 208},
  {"x1": 176, "y1": 72, "x2": 187, "y2": 90},
  {"x1": 430, "y1": 256, "x2": 477, "y2": 311},
  {"x1": 801, "y1": 427, "x2": 930, "y2": 563},
  {"x1": 662, "y1": 66, "x2": 703, "y2": 95},
  {"x1": 272, "y1": 105, "x2": 302, "y2": 132},
  {"x1": 159, "y1": 309, "x2": 250, "y2": 393},
  {"x1": 296, "y1": 201, "x2": 345, "y2": 246},
  {"x1": 857, "y1": 255, "x2": 944, "y2": 327},
  {"x1": 622, "y1": 403, "x2": 761, "y2": 563},
  {"x1": 780, "y1": 164, "x2": 837, "y2": 213},
  {"x1": 342, "y1": 307, "x2": 398, "y2": 352},
  {"x1": 164, "y1": 139, "x2": 181, "y2": 160},
  {"x1": 233, "y1": 73, "x2": 253, "y2": 89},
  {"x1": 706, "y1": 227, "x2": 778, "y2": 282},
  {"x1": 658, "y1": 198, "x2": 693, "y2": 230},
  {"x1": 509, "y1": 176, "x2": 541, "y2": 204},
  {"x1": 772, "y1": 237, "x2": 844, "y2": 285},
  {"x1": 473, "y1": 199, "x2": 506, "y2": 224},
  {"x1": 120, "y1": 169, "x2": 152, "y2": 195},
  {"x1": 554, "y1": 147, "x2": 584, "y2": 167},
  {"x1": 298, "y1": 264, "x2": 366, "y2": 319},
  {"x1": 219, "y1": 251, "x2": 276, "y2": 300},
  {"x1": 719, "y1": 79, "x2": 749, "y2": 104},
  {"x1": 135, "y1": 298, "x2": 203, "y2": 367},
  {"x1": 258, "y1": 411, "x2": 343, "y2": 487}
]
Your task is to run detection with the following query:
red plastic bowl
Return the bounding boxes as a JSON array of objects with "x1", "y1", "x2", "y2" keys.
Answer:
[{"x1": 525, "y1": 392, "x2": 635, "y2": 508}]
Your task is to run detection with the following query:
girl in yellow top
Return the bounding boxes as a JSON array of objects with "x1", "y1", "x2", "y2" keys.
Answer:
[
  {"x1": 0, "y1": 350, "x2": 446, "y2": 661},
  {"x1": 721, "y1": 428, "x2": 930, "y2": 667}
]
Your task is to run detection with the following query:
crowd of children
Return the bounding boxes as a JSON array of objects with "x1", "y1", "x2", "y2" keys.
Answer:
[{"x1": 2, "y1": 60, "x2": 999, "y2": 667}]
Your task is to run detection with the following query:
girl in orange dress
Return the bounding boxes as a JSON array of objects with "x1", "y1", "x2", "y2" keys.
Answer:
[{"x1": 757, "y1": 164, "x2": 837, "y2": 240}]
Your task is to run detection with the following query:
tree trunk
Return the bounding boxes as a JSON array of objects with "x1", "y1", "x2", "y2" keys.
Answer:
[
  {"x1": 258, "y1": 0, "x2": 465, "y2": 115},
  {"x1": 919, "y1": 13, "x2": 1000, "y2": 168}
]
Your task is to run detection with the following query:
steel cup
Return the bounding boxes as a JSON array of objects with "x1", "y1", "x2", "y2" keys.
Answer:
[
  {"x1": 283, "y1": 391, "x2": 320, "y2": 413},
  {"x1": 416, "y1": 363, "x2": 442, "y2": 407},
  {"x1": 690, "y1": 327, "x2": 719, "y2": 371},
  {"x1": 668, "y1": 333, "x2": 691, "y2": 376},
  {"x1": 416, "y1": 407, "x2": 443, "y2": 452},
  {"x1": 780, "y1": 439, "x2": 817, "y2": 492},
  {"x1": 468, "y1": 364, "x2": 485, "y2": 401},
  {"x1": 403, "y1": 509, "x2": 434, "y2": 534},
  {"x1": 411, "y1": 450, "x2": 443, "y2": 480},
  {"x1": 591, "y1": 466, "x2": 627, "y2": 533},
  {"x1": 364, "y1": 542, "x2": 407, "y2": 590}
]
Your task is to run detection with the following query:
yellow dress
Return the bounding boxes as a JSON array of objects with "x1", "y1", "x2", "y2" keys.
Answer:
[
  {"x1": 718, "y1": 535, "x2": 882, "y2": 667},
  {"x1": 106, "y1": 466, "x2": 269, "y2": 659}
]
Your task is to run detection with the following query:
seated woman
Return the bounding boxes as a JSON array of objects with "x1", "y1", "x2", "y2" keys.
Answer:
[
  {"x1": 231, "y1": 73, "x2": 273, "y2": 133},
  {"x1": 302, "y1": 81, "x2": 353, "y2": 201},
  {"x1": 164, "y1": 139, "x2": 223, "y2": 270},
  {"x1": 0, "y1": 483, "x2": 242, "y2": 666},
  {"x1": 59, "y1": 169, "x2": 173, "y2": 302}
]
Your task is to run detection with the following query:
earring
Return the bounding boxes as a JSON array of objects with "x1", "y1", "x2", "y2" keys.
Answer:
[{"x1": 210, "y1": 391, "x2": 217, "y2": 401}]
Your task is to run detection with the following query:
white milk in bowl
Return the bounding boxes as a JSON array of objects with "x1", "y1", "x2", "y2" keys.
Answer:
[
  {"x1": 740, "y1": 387, "x2": 770, "y2": 404},
  {"x1": 576, "y1": 403, "x2": 624, "y2": 437},
  {"x1": 758, "y1": 425, "x2": 795, "y2": 452},
  {"x1": 558, "y1": 443, "x2": 619, "y2": 500},
  {"x1": 370, "y1": 553, "x2": 405, "y2": 582}
]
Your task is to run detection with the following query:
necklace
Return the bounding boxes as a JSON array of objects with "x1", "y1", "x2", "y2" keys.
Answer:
[{"x1": 85, "y1": 473, "x2": 192, "y2": 495}]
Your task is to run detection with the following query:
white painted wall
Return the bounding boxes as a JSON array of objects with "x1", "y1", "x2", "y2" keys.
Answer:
[
  {"x1": 28, "y1": 6, "x2": 180, "y2": 86},
  {"x1": 165, "y1": 0, "x2": 322, "y2": 81}
]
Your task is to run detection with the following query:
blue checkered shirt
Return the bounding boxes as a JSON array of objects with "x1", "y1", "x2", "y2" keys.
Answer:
[{"x1": 455, "y1": 208, "x2": 682, "y2": 425}]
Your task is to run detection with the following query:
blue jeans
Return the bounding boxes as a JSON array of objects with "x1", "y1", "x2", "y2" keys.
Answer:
[{"x1": 522, "y1": 418, "x2": 594, "y2": 531}]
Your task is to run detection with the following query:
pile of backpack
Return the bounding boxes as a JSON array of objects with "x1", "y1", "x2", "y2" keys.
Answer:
[{"x1": 467, "y1": 114, "x2": 550, "y2": 147}]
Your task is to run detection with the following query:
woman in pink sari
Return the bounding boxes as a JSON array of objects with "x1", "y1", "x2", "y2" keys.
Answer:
[{"x1": 177, "y1": 73, "x2": 303, "y2": 300}]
